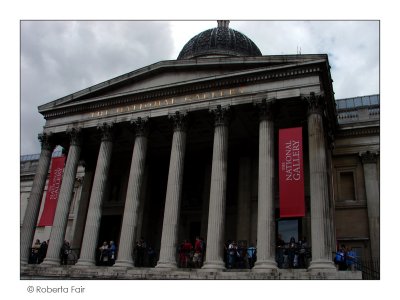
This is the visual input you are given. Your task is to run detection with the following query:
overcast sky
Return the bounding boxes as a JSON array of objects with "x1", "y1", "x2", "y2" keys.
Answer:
[{"x1": 20, "y1": 20, "x2": 379, "y2": 155}]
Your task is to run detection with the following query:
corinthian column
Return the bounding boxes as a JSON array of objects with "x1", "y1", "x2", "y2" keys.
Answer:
[
  {"x1": 21, "y1": 133, "x2": 55, "y2": 264},
  {"x1": 115, "y1": 117, "x2": 149, "y2": 267},
  {"x1": 360, "y1": 151, "x2": 380, "y2": 261},
  {"x1": 202, "y1": 105, "x2": 230, "y2": 270},
  {"x1": 76, "y1": 123, "x2": 114, "y2": 266},
  {"x1": 253, "y1": 99, "x2": 277, "y2": 271},
  {"x1": 156, "y1": 111, "x2": 187, "y2": 269},
  {"x1": 305, "y1": 93, "x2": 336, "y2": 271},
  {"x1": 43, "y1": 128, "x2": 82, "y2": 265}
]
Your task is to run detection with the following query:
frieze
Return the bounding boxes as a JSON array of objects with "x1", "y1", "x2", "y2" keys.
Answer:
[
  {"x1": 336, "y1": 127, "x2": 379, "y2": 137},
  {"x1": 88, "y1": 86, "x2": 244, "y2": 119},
  {"x1": 41, "y1": 65, "x2": 322, "y2": 119}
]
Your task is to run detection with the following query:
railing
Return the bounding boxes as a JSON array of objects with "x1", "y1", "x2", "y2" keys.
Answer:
[
  {"x1": 355, "y1": 257, "x2": 380, "y2": 280},
  {"x1": 332, "y1": 251, "x2": 380, "y2": 279}
]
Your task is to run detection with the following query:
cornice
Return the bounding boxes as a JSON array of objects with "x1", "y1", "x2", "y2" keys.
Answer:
[
  {"x1": 40, "y1": 61, "x2": 325, "y2": 119},
  {"x1": 335, "y1": 126, "x2": 379, "y2": 138}
]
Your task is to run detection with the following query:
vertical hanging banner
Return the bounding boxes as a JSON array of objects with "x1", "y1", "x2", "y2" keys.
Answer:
[
  {"x1": 279, "y1": 127, "x2": 305, "y2": 218},
  {"x1": 37, "y1": 156, "x2": 65, "y2": 226}
]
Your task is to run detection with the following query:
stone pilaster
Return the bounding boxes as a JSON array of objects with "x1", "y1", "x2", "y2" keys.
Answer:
[
  {"x1": 115, "y1": 117, "x2": 149, "y2": 267},
  {"x1": 43, "y1": 128, "x2": 82, "y2": 265},
  {"x1": 20, "y1": 133, "x2": 55, "y2": 264},
  {"x1": 156, "y1": 112, "x2": 187, "y2": 269},
  {"x1": 305, "y1": 93, "x2": 336, "y2": 270},
  {"x1": 253, "y1": 99, "x2": 277, "y2": 271},
  {"x1": 202, "y1": 105, "x2": 230, "y2": 270},
  {"x1": 360, "y1": 151, "x2": 380, "y2": 260},
  {"x1": 76, "y1": 123, "x2": 114, "y2": 266}
]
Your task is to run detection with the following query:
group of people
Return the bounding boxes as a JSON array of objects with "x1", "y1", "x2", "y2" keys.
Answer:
[
  {"x1": 276, "y1": 235, "x2": 310, "y2": 269},
  {"x1": 134, "y1": 238, "x2": 157, "y2": 267},
  {"x1": 178, "y1": 237, "x2": 206, "y2": 268},
  {"x1": 225, "y1": 240, "x2": 257, "y2": 269},
  {"x1": 98, "y1": 240, "x2": 117, "y2": 266},
  {"x1": 334, "y1": 244, "x2": 357, "y2": 271},
  {"x1": 29, "y1": 239, "x2": 48, "y2": 264}
]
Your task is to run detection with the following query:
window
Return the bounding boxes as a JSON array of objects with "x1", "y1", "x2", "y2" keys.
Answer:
[
  {"x1": 354, "y1": 97, "x2": 362, "y2": 107},
  {"x1": 277, "y1": 219, "x2": 299, "y2": 243}
]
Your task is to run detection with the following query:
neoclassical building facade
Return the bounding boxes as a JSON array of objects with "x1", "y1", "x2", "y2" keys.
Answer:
[{"x1": 21, "y1": 21, "x2": 379, "y2": 279}]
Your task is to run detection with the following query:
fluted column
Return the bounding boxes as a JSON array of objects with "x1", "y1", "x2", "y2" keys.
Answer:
[
  {"x1": 115, "y1": 117, "x2": 149, "y2": 267},
  {"x1": 20, "y1": 133, "x2": 55, "y2": 264},
  {"x1": 253, "y1": 99, "x2": 277, "y2": 271},
  {"x1": 202, "y1": 105, "x2": 230, "y2": 270},
  {"x1": 75, "y1": 123, "x2": 114, "y2": 266},
  {"x1": 43, "y1": 128, "x2": 82, "y2": 265},
  {"x1": 156, "y1": 111, "x2": 187, "y2": 269},
  {"x1": 360, "y1": 151, "x2": 380, "y2": 260},
  {"x1": 305, "y1": 93, "x2": 336, "y2": 270}
]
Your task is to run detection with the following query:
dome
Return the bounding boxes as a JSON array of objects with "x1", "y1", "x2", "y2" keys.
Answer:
[{"x1": 177, "y1": 21, "x2": 262, "y2": 60}]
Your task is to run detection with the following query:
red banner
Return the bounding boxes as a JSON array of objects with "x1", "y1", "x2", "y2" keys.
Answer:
[
  {"x1": 37, "y1": 156, "x2": 65, "y2": 226},
  {"x1": 279, "y1": 127, "x2": 305, "y2": 218}
]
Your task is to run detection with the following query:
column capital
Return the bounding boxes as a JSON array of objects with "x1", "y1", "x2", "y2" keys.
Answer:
[
  {"x1": 66, "y1": 127, "x2": 82, "y2": 146},
  {"x1": 254, "y1": 98, "x2": 275, "y2": 121},
  {"x1": 360, "y1": 151, "x2": 379, "y2": 164},
  {"x1": 131, "y1": 117, "x2": 149, "y2": 137},
  {"x1": 97, "y1": 122, "x2": 114, "y2": 141},
  {"x1": 38, "y1": 132, "x2": 55, "y2": 151},
  {"x1": 303, "y1": 92, "x2": 325, "y2": 116},
  {"x1": 210, "y1": 105, "x2": 231, "y2": 126},
  {"x1": 168, "y1": 111, "x2": 187, "y2": 131}
]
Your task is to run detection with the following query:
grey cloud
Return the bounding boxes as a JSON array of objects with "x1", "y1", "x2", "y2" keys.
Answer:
[
  {"x1": 21, "y1": 20, "x2": 379, "y2": 155},
  {"x1": 21, "y1": 21, "x2": 174, "y2": 155}
]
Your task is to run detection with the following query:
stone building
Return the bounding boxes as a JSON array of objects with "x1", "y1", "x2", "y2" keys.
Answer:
[{"x1": 20, "y1": 21, "x2": 379, "y2": 279}]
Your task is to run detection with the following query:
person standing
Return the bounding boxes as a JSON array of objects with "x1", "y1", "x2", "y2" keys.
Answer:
[
  {"x1": 38, "y1": 240, "x2": 48, "y2": 264},
  {"x1": 108, "y1": 240, "x2": 117, "y2": 266},
  {"x1": 227, "y1": 241, "x2": 238, "y2": 269},
  {"x1": 346, "y1": 247, "x2": 357, "y2": 271},
  {"x1": 61, "y1": 240, "x2": 71, "y2": 265},
  {"x1": 98, "y1": 241, "x2": 109, "y2": 266},
  {"x1": 193, "y1": 237, "x2": 202, "y2": 268},
  {"x1": 247, "y1": 242, "x2": 257, "y2": 269}
]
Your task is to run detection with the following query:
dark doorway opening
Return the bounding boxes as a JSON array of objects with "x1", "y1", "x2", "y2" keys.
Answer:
[
  {"x1": 189, "y1": 221, "x2": 201, "y2": 245},
  {"x1": 97, "y1": 215, "x2": 122, "y2": 249}
]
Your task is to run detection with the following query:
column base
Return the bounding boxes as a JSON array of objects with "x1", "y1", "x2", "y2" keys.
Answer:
[
  {"x1": 75, "y1": 258, "x2": 96, "y2": 267},
  {"x1": 41, "y1": 258, "x2": 62, "y2": 266},
  {"x1": 155, "y1": 261, "x2": 178, "y2": 269},
  {"x1": 307, "y1": 259, "x2": 336, "y2": 271},
  {"x1": 113, "y1": 259, "x2": 134, "y2": 268},
  {"x1": 200, "y1": 260, "x2": 225, "y2": 271},
  {"x1": 252, "y1": 259, "x2": 278, "y2": 272}
]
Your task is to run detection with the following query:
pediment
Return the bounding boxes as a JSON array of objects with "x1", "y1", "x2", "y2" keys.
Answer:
[{"x1": 38, "y1": 54, "x2": 329, "y2": 117}]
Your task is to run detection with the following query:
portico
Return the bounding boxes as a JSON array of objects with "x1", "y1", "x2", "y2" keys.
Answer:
[{"x1": 21, "y1": 22, "x2": 364, "y2": 279}]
